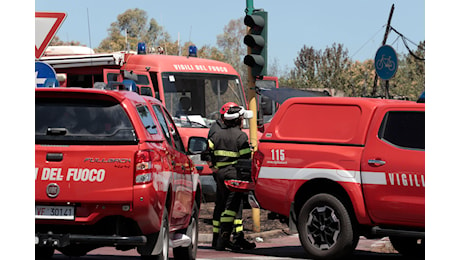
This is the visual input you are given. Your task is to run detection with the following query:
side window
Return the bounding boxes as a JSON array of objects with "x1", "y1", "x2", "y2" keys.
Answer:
[
  {"x1": 136, "y1": 105, "x2": 158, "y2": 135},
  {"x1": 152, "y1": 105, "x2": 172, "y2": 145},
  {"x1": 106, "y1": 73, "x2": 121, "y2": 82},
  {"x1": 140, "y1": 87, "x2": 153, "y2": 97},
  {"x1": 149, "y1": 72, "x2": 161, "y2": 101},
  {"x1": 163, "y1": 107, "x2": 186, "y2": 153},
  {"x1": 378, "y1": 111, "x2": 425, "y2": 150}
]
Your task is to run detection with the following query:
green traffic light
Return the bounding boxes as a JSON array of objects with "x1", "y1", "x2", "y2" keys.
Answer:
[{"x1": 243, "y1": 10, "x2": 267, "y2": 77}]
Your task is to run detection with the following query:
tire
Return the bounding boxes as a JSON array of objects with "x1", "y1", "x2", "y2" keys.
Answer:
[
  {"x1": 297, "y1": 193, "x2": 358, "y2": 260},
  {"x1": 389, "y1": 236, "x2": 425, "y2": 258},
  {"x1": 138, "y1": 208, "x2": 170, "y2": 260},
  {"x1": 173, "y1": 202, "x2": 199, "y2": 260},
  {"x1": 35, "y1": 246, "x2": 54, "y2": 260}
]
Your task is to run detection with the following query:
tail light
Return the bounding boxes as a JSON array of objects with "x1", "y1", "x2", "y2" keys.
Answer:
[
  {"x1": 134, "y1": 150, "x2": 161, "y2": 185},
  {"x1": 252, "y1": 150, "x2": 264, "y2": 184}
]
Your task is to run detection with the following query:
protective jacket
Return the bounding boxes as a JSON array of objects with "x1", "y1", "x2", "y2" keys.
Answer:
[{"x1": 207, "y1": 119, "x2": 251, "y2": 169}]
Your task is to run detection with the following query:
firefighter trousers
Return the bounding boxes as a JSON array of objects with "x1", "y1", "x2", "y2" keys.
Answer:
[{"x1": 212, "y1": 166, "x2": 244, "y2": 240}]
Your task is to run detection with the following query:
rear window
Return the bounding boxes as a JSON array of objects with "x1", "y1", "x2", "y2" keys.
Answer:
[{"x1": 35, "y1": 98, "x2": 137, "y2": 144}]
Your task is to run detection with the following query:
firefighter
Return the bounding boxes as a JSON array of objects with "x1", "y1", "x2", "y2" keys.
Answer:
[{"x1": 204, "y1": 102, "x2": 256, "y2": 251}]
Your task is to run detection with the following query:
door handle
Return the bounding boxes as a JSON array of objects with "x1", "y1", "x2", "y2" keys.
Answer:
[{"x1": 368, "y1": 159, "x2": 386, "y2": 166}]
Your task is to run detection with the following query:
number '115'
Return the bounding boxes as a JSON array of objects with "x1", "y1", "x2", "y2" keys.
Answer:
[{"x1": 271, "y1": 149, "x2": 285, "y2": 161}]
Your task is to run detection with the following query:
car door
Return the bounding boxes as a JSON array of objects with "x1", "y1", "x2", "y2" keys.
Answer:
[
  {"x1": 361, "y1": 106, "x2": 425, "y2": 227},
  {"x1": 151, "y1": 104, "x2": 193, "y2": 227}
]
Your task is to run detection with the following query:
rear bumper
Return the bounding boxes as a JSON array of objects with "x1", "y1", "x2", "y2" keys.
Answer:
[{"x1": 35, "y1": 232, "x2": 147, "y2": 248}]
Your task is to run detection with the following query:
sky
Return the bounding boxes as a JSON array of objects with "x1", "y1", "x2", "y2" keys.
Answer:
[{"x1": 35, "y1": 0, "x2": 425, "y2": 70}]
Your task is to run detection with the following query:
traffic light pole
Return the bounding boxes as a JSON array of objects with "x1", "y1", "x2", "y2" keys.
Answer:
[{"x1": 245, "y1": 0, "x2": 260, "y2": 233}]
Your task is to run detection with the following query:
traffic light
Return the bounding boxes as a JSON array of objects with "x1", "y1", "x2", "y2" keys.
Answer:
[{"x1": 244, "y1": 10, "x2": 267, "y2": 77}]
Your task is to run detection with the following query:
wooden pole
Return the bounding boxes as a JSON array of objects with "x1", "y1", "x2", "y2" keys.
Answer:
[{"x1": 371, "y1": 4, "x2": 395, "y2": 98}]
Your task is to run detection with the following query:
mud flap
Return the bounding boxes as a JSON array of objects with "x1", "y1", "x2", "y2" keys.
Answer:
[
  {"x1": 289, "y1": 202, "x2": 298, "y2": 233},
  {"x1": 248, "y1": 191, "x2": 260, "y2": 209}
]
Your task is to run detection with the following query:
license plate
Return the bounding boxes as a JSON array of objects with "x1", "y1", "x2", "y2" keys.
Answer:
[{"x1": 35, "y1": 205, "x2": 75, "y2": 220}]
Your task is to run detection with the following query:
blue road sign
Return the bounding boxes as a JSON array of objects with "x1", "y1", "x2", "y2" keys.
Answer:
[
  {"x1": 35, "y1": 61, "x2": 57, "y2": 88},
  {"x1": 374, "y1": 45, "x2": 398, "y2": 80}
]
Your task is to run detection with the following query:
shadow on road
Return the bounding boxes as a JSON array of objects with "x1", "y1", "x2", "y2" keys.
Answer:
[{"x1": 201, "y1": 245, "x2": 412, "y2": 260}]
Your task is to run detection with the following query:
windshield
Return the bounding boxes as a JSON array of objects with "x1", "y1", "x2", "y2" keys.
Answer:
[{"x1": 161, "y1": 73, "x2": 248, "y2": 128}]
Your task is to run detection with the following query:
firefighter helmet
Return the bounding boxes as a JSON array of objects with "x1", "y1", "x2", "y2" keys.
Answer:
[
  {"x1": 220, "y1": 102, "x2": 239, "y2": 115},
  {"x1": 220, "y1": 102, "x2": 253, "y2": 121}
]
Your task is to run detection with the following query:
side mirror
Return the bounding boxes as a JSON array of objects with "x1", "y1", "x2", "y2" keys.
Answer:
[
  {"x1": 187, "y1": 136, "x2": 208, "y2": 154},
  {"x1": 260, "y1": 96, "x2": 273, "y2": 115}
]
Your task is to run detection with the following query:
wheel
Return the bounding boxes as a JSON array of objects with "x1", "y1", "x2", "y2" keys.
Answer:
[
  {"x1": 389, "y1": 236, "x2": 425, "y2": 258},
  {"x1": 138, "y1": 208, "x2": 170, "y2": 260},
  {"x1": 297, "y1": 193, "x2": 358, "y2": 260},
  {"x1": 173, "y1": 202, "x2": 199, "y2": 260},
  {"x1": 35, "y1": 246, "x2": 54, "y2": 260}
]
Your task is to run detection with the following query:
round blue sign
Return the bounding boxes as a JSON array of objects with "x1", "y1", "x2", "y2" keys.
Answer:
[
  {"x1": 35, "y1": 61, "x2": 57, "y2": 88},
  {"x1": 374, "y1": 45, "x2": 398, "y2": 80}
]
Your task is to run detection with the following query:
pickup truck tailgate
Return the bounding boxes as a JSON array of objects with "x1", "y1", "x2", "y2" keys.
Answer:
[{"x1": 35, "y1": 145, "x2": 137, "y2": 203}]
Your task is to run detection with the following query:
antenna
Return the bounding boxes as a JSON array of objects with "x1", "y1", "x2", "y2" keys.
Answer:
[{"x1": 86, "y1": 8, "x2": 92, "y2": 51}]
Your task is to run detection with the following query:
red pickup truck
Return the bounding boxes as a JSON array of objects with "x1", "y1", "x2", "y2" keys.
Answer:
[
  {"x1": 35, "y1": 87, "x2": 201, "y2": 260},
  {"x1": 251, "y1": 97, "x2": 425, "y2": 259}
]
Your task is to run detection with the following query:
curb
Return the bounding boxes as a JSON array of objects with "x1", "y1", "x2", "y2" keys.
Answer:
[{"x1": 198, "y1": 229, "x2": 288, "y2": 244}]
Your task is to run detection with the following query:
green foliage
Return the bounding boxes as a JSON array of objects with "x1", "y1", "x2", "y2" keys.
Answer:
[
  {"x1": 50, "y1": 35, "x2": 82, "y2": 46},
  {"x1": 96, "y1": 8, "x2": 171, "y2": 53},
  {"x1": 278, "y1": 41, "x2": 425, "y2": 100}
]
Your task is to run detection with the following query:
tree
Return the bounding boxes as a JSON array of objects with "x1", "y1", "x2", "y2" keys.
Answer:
[
  {"x1": 317, "y1": 43, "x2": 351, "y2": 95},
  {"x1": 96, "y1": 8, "x2": 171, "y2": 53},
  {"x1": 293, "y1": 45, "x2": 321, "y2": 89},
  {"x1": 347, "y1": 59, "x2": 375, "y2": 97},
  {"x1": 198, "y1": 44, "x2": 225, "y2": 61},
  {"x1": 50, "y1": 35, "x2": 83, "y2": 46},
  {"x1": 392, "y1": 41, "x2": 425, "y2": 100},
  {"x1": 216, "y1": 18, "x2": 248, "y2": 90},
  {"x1": 290, "y1": 43, "x2": 351, "y2": 94}
]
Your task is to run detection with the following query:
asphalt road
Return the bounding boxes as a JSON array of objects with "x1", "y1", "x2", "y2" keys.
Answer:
[{"x1": 49, "y1": 234, "x2": 407, "y2": 260}]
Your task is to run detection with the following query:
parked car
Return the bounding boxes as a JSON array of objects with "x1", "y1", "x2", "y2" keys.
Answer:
[{"x1": 35, "y1": 87, "x2": 201, "y2": 260}]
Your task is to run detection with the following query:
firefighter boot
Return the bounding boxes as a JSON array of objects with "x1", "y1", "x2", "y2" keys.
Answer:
[
  {"x1": 212, "y1": 233, "x2": 219, "y2": 249},
  {"x1": 233, "y1": 232, "x2": 256, "y2": 250},
  {"x1": 215, "y1": 231, "x2": 231, "y2": 251}
]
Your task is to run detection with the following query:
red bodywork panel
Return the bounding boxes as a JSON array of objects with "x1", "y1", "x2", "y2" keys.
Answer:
[{"x1": 253, "y1": 97, "x2": 425, "y2": 228}]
